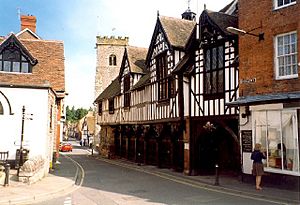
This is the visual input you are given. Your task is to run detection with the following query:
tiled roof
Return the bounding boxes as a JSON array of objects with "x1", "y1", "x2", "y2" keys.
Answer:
[
  {"x1": 227, "y1": 91, "x2": 300, "y2": 106},
  {"x1": 219, "y1": 0, "x2": 238, "y2": 15},
  {"x1": 159, "y1": 16, "x2": 196, "y2": 49},
  {"x1": 95, "y1": 77, "x2": 121, "y2": 102},
  {"x1": 205, "y1": 10, "x2": 238, "y2": 36},
  {"x1": 0, "y1": 32, "x2": 65, "y2": 93},
  {"x1": 126, "y1": 46, "x2": 147, "y2": 74},
  {"x1": 131, "y1": 72, "x2": 150, "y2": 91}
]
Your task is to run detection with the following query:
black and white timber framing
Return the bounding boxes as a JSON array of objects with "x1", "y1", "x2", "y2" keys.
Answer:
[{"x1": 95, "y1": 1, "x2": 241, "y2": 175}]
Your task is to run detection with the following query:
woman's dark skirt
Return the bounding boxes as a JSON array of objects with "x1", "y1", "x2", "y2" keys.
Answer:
[{"x1": 252, "y1": 162, "x2": 264, "y2": 176}]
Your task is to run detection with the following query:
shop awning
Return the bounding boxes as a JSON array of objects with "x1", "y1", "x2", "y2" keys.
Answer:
[{"x1": 227, "y1": 91, "x2": 300, "y2": 106}]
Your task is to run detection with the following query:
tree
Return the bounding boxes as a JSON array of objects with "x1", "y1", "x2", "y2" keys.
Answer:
[
  {"x1": 75, "y1": 108, "x2": 88, "y2": 121},
  {"x1": 66, "y1": 106, "x2": 88, "y2": 123}
]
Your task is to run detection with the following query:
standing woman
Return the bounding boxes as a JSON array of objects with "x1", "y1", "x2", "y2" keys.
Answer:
[{"x1": 251, "y1": 143, "x2": 266, "y2": 190}]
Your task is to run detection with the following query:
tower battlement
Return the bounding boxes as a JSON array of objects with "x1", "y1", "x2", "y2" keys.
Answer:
[{"x1": 96, "y1": 35, "x2": 129, "y2": 46}]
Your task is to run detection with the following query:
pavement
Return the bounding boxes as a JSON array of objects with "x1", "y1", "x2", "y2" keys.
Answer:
[
  {"x1": 0, "y1": 149, "x2": 299, "y2": 205},
  {"x1": 0, "y1": 154, "x2": 81, "y2": 205}
]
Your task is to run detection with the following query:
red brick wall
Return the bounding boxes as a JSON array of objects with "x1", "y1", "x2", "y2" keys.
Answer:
[
  {"x1": 239, "y1": 0, "x2": 300, "y2": 96},
  {"x1": 21, "y1": 15, "x2": 36, "y2": 33}
]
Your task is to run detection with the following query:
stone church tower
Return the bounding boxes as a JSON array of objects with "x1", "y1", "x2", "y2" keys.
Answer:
[
  {"x1": 94, "y1": 36, "x2": 129, "y2": 98},
  {"x1": 94, "y1": 36, "x2": 128, "y2": 151}
]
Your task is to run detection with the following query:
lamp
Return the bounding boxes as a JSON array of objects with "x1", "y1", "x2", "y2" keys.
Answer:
[{"x1": 226, "y1": 26, "x2": 264, "y2": 41}]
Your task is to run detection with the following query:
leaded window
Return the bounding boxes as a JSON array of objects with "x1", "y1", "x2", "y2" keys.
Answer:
[
  {"x1": 204, "y1": 44, "x2": 225, "y2": 98},
  {"x1": 275, "y1": 31, "x2": 298, "y2": 79},
  {"x1": 156, "y1": 52, "x2": 169, "y2": 101},
  {"x1": 0, "y1": 48, "x2": 32, "y2": 73},
  {"x1": 124, "y1": 74, "x2": 131, "y2": 107},
  {"x1": 109, "y1": 98, "x2": 114, "y2": 114}
]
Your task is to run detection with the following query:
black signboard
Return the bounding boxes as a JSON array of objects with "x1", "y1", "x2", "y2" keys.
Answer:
[{"x1": 241, "y1": 130, "x2": 252, "y2": 152}]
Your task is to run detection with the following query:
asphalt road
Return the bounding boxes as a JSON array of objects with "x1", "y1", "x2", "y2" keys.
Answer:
[{"x1": 36, "y1": 141, "x2": 284, "y2": 205}]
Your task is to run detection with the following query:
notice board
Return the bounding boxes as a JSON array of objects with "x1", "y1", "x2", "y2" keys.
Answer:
[{"x1": 241, "y1": 130, "x2": 252, "y2": 152}]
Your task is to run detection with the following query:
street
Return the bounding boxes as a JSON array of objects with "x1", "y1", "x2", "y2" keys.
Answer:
[{"x1": 36, "y1": 141, "x2": 291, "y2": 205}]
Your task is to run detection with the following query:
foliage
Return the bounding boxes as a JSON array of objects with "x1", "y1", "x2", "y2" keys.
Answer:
[{"x1": 66, "y1": 106, "x2": 89, "y2": 123}]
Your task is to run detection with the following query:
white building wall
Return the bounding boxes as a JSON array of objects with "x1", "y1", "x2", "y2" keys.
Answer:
[{"x1": 0, "y1": 87, "x2": 51, "y2": 162}]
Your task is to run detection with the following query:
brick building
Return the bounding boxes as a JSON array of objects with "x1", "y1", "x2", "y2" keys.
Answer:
[
  {"x1": 229, "y1": 0, "x2": 299, "y2": 188},
  {"x1": 0, "y1": 15, "x2": 66, "y2": 173}
]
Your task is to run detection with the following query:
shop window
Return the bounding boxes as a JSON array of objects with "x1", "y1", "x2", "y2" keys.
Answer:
[
  {"x1": 253, "y1": 110, "x2": 299, "y2": 174},
  {"x1": 109, "y1": 54, "x2": 117, "y2": 66},
  {"x1": 274, "y1": 0, "x2": 296, "y2": 9},
  {"x1": 275, "y1": 31, "x2": 298, "y2": 79}
]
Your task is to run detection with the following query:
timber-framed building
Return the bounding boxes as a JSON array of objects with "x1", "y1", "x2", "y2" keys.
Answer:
[{"x1": 95, "y1": 1, "x2": 240, "y2": 175}]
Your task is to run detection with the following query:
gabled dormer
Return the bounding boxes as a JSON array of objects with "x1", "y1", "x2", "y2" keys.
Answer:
[
  {"x1": 0, "y1": 33, "x2": 38, "y2": 73},
  {"x1": 200, "y1": 9, "x2": 238, "y2": 44},
  {"x1": 146, "y1": 18, "x2": 170, "y2": 66},
  {"x1": 146, "y1": 14, "x2": 196, "y2": 102},
  {"x1": 146, "y1": 15, "x2": 196, "y2": 65},
  {"x1": 119, "y1": 46, "x2": 147, "y2": 108}
]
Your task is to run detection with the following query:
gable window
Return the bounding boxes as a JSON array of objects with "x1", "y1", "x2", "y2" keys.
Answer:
[
  {"x1": 275, "y1": 31, "x2": 298, "y2": 79},
  {"x1": 204, "y1": 44, "x2": 225, "y2": 99},
  {"x1": 109, "y1": 54, "x2": 117, "y2": 66},
  {"x1": 124, "y1": 74, "x2": 131, "y2": 107},
  {"x1": 274, "y1": 0, "x2": 296, "y2": 9},
  {"x1": 156, "y1": 52, "x2": 169, "y2": 101},
  {"x1": 98, "y1": 101, "x2": 102, "y2": 116},
  {"x1": 0, "y1": 49, "x2": 32, "y2": 73},
  {"x1": 0, "y1": 101, "x2": 3, "y2": 115},
  {"x1": 109, "y1": 98, "x2": 114, "y2": 114}
]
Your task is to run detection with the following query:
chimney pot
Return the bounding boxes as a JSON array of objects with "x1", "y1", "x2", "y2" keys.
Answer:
[{"x1": 21, "y1": 15, "x2": 37, "y2": 33}]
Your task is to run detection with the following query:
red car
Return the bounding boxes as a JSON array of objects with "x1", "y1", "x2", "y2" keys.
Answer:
[{"x1": 59, "y1": 143, "x2": 73, "y2": 152}]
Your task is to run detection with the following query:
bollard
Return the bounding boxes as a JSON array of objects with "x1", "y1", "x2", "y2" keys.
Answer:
[
  {"x1": 214, "y1": 164, "x2": 219, "y2": 186},
  {"x1": 137, "y1": 153, "x2": 141, "y2": 166},
  {"x1": 4, "y1": 163, "x2": 10, "y2": 187}
]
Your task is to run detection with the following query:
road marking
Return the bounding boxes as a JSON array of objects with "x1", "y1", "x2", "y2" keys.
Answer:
[
  {"x1": 98, "y1": 158, "x2": 292, "y2": 205},
  {"x1": 62, "y1": 154, "x2": 85, "y2": 187},
  {"x1": 64, "y1": 196, "x2": 72, "y2": 205}
]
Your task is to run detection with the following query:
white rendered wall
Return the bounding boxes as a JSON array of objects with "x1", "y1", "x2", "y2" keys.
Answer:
[{"x1": 0, "y1": 87, "x2": 51, "y2": 162}]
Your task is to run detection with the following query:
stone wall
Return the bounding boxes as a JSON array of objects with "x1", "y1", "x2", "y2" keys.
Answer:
[{"x1": 18, "y1": 156, "x2": 46, "y2": 184}]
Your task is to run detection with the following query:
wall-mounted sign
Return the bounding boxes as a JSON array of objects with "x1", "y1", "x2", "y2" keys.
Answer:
[
  {"x1": 240, "y1": 78, "x2": 256, "y2": 84},
  {"x1": 241, "y1": 130, "x2": 252, "y2": 152}
]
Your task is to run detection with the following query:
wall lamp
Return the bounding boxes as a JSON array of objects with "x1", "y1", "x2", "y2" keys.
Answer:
[{"x1": 226, "y1": 26, "x2": 264, "y2": 41}]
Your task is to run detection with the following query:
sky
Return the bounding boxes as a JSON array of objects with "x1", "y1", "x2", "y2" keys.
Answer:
[{"x1": 0, "y1": 0, "x2": 233, "y2": 109}]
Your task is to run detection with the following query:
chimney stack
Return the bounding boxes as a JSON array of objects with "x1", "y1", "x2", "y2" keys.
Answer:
[{"x1": 20, "y1": 15, "x2": 37, "y2": 33}]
